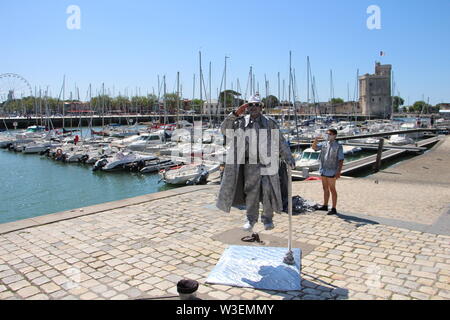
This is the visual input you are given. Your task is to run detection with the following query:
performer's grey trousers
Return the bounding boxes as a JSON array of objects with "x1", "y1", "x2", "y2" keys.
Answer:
[{"x1": 244, "y1": 164, "x2": 274, "y2": 224}]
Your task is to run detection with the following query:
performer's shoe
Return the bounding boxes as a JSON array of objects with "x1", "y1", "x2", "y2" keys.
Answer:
[
  {"x1": 264, "y1": 222, "x2": 275, "y2": 231},
  {"x1": 243, "y1": 221, "x2": 255, "y2": 232}
]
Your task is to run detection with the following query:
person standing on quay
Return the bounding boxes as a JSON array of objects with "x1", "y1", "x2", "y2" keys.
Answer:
[{"x1": 312, "y1": 129, "x2": 344, "y2": 216}]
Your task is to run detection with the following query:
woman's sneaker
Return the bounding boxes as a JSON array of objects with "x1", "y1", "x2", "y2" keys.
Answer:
[
  {"x1": 327, "y1": 208, "x2": 338, "y2": 215},
  {"x1": 314, "y1": 205, "x2": 329, "y2": 211}
]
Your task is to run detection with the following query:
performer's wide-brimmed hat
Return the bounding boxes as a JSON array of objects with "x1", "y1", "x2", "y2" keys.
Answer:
[{"x1": 248, "y1": 92, "x2": 263, "y2": 105}]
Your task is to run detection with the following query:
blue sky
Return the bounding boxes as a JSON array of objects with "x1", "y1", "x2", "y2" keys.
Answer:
[{"x1": 1, "y1": 0, "x2": 449, "y2": 104}]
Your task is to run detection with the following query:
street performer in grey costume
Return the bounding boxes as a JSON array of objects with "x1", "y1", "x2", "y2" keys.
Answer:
[{"x1": 216, "y1": 93, "x2": 295, "y2": 232}]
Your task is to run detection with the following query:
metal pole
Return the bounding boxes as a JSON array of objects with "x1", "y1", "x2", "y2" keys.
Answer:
[{"x1": 283, "y1": 161, "x2": 295, "y2": 265}]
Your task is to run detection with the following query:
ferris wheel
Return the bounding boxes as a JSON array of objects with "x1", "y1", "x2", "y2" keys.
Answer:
[{"x1": 0, "y1": 73, "x2": 33, "y2": 103}]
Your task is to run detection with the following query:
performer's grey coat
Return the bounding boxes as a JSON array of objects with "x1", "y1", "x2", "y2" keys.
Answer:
[{"x1": 216, "y1": 113, "x2": 294, "y2": 214}]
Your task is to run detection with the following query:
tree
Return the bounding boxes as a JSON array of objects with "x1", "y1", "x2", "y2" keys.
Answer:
[
  {"x1": 112, "y1": 96, "x2": 131, "y2": 113},
  {"x1": 147, "y1": 94, "x2": 158, "y2": 113},
  {"x1": 1, "y1": 96, "x2": 35, "y2": 114},
  {"x1": 262, "y1": 95, "x2": 280, "y2": 110},
  {"x1": 163, "y1": 93, "x2": 180, "y2": 114},
  {"x1": 90, "y1": 95, "x2": 113, "y2": 114},
  {"x1": 412, "y1": 100, "x2": 431, "y2": 113},
  {"x1": 330, "y1": 98, "x2": 344, "y2": 105},
  {"x1": 392, "y1": 96, "x2": 405, "y2": 113},
  {"x1": 190, "y1": 99, "x2": 204, "y2": 113},
  {"x1": 219, "y1": 90, "x2": 243, "y2": 112}
]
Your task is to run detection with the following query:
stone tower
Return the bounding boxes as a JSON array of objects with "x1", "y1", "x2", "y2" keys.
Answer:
[{"x1": 359, "y1": 62, "x2": 392, "y2": 118}]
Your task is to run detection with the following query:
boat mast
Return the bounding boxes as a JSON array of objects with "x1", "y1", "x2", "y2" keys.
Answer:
[
  {"x1": 224, "y1": 56, "x2": 228, "y2": 120},
  {"x1": 354, "y1": 69, "x2": 359, "y2": 122},
  {"x1": 177, "y1": 72, "x2": 180, "y2": 129},
  {"x1": 292, "y1": 66, "x2": 300, "y2": 141},
  {"x1": 287, "y1": 51, "x2": 292, "y2": 141},
  {"x1": 307, "y1": 56, "x2": 310, "y2": 106},
  {"x1": 102, "y1": 83, "x2": 105, "y2": 140},
  {"x1": 77, "y1": 85, "x2": 82, "y2": 133},
  {"x1": 390, "y1": 70, "x2": 395, "y2": 120},
  {"x1": 157, "y1": 75, "x2": 161, "y2": 124},
  {"x1": 88, "y1": 84, "x2": 93, "y2": 134},
  {"x1": 39, "y1": 88, "x2": 42, "y2": 127},
  {"x1": 209, "y1": 61, "x2": 212, "y2": 128},
  {"x1": 278, "y1": 72, "x2": 280, "y2": 107},
  {"x1": 246, "y1": 66, "x2": 253, "y2": 98},
  {"x1": 62, "y1": 75, "x2": 65, "y2": 129},
  {"x1": 289, "y1": 53, "x2": 300, "y2": 141},
  {"x1": 199, "y1": 51, "x2": 202, "y2": 112}
]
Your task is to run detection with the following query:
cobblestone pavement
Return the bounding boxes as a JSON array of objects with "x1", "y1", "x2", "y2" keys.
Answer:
[{"x1": 0, "y1": 184, "x2": 449, "y2": 300}]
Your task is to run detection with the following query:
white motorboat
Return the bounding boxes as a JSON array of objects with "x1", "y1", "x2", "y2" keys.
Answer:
[
  {"x1": 23, "y1": 141, "x2": 61, "y2": 154},
  {"x1": 0, "y1": 134, "x2": 16, "y2": 148},
  {"x1": 108, "y1": 125, "x2": 141, "y2": 138},
  {"x1": 388, "y1": 134, "x2": 414, "y2": 146},
  {"x1": 1, "y1": 130, "x2": 45, "y2": 149},
  {"x1": 93, "y1": 151, "x2": 157, "y2": 172},
  {"x1": 159, "y1": 143, "x2": 201, "y2": 157},
  {"x1": 126, "y1": 131, "x2": 168, "y2": 151},
  {"x1": 160, "y1": 162, "x2": 220, "y2": 185},
  {"x1": 26, "y1": 125, "x2": 46, "y2": 132},
  {"x1": 336, "y1": 123, "x2": 360, "y2": 136},
  {"x1": 139, "y1": 159, "x2": 180, "y2": 174},
  {"x1": 350, "y1": 137, "x2": 382, "y2": 145},
  {"x1": 202, "y1": 129, "x2": 224, "y2": 145},
  {"x1": 365, "y1": 137, "x2": 381, "y2": 144},
  {"x1": 84, "y1": 146, "x2": 118, "y2": 164},
  {"x1": 399, "y1": 122, "x2": 425, "y2": 140},
  {"x1": 294, "y1": 148, "x2": 321, "y2": 171},
  {"x1": 65, "y1": 146, "x2": 91, "y2": 163},
  {"x1": 342, "y1": 145, "x2": 362, "y2": 155}
]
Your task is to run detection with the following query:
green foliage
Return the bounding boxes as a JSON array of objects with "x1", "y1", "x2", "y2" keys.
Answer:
[
  {"x1": 408, "y1": 101, "x2": 430, "y2": 113},
  {"x1": 1, "y1": 96, "x2": 62, "y2": 114},
  {"x1": 262, "y1": 95, "x2": 279, "y2": 109},
  {"x1": 162, "y1": 93, "x2": 180, "y2": 114},
  {"x1": 403, "y1": 101, "x2": 440, "y2": 114},
  {"x1": 190, "y1": 99, "x2": 204, "y2": 113},
  {"x1": 219, "y1": 90, "x2": 243, "y2": 112},
  {"x1": 0, "y1": 94, "x2": 162, "y2": 115},
  {"x1": 330, "y1": 98, "x2": 344, "y2": 105},
  {"x1": 392, "y1": 96, "x2": 405, "y2": 113}
]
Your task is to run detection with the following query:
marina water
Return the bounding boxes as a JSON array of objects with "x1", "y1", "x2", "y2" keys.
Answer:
[{"x1": 0, "y1": 141, "x2": 175, "y2": 225}]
